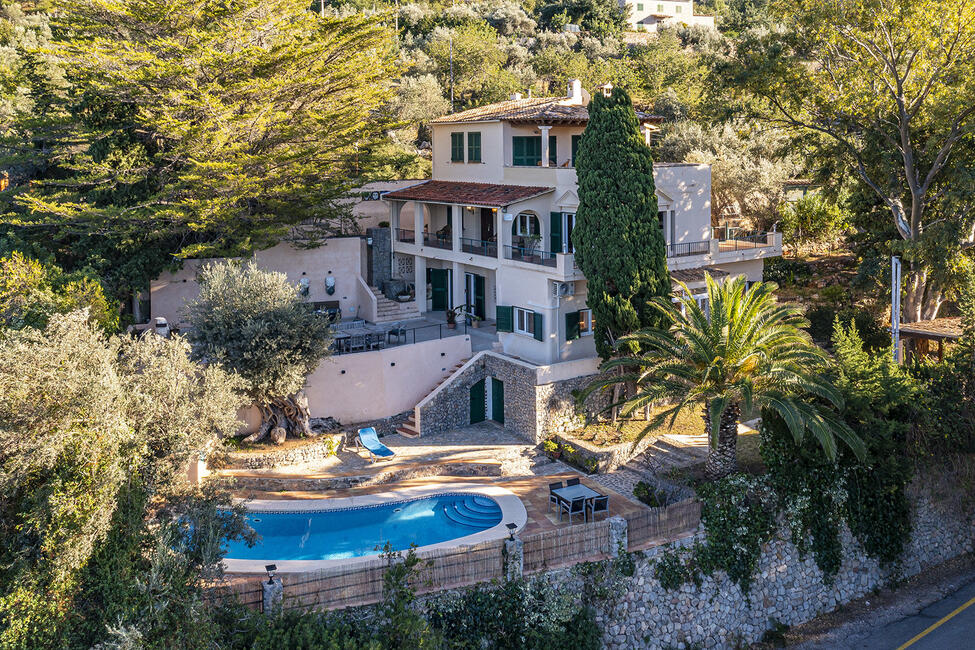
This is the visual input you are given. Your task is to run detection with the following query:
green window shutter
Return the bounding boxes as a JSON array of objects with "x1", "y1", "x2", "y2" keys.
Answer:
[
  {"x1": 565, "y1": 311, "x2": 580, "y2": 341},
  {"x1": 451, "y1": 132, "x2": 464, "y2": 162},
  {"x1": 513, "y1": 137, "x2": 525, "y2": 166},
  {"x1": 533, "y1": 311, "x2": 543, "y2": 341},
  {"x1": 529, "y1": 136, "x2": 541, "y2": 165},
  {"x1": 571, "y1": 135, "x2": 580, "y2": 166},
  {"x1": 549, "y1": 135, "x2": 557, "y2": 166},
  {"x1": 496, "y1": 305, "x2": 513, "y2": 332},
  {"x1": 550, "y1": 211, "x2": 562, "y2": 254},
  {"x1": 467, "y1": 132, "x2": 481, "y2": 162}
]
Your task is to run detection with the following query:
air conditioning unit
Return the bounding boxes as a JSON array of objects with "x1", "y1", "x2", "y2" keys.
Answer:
[{"x1": 552, "y1": 281, "x2": 575, "y2": 297}]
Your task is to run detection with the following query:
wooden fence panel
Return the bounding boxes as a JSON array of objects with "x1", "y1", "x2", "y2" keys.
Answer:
[
  {"x1": 522, "y1": 521, "x2": 611, "y2": 573},
  {"x1": 624, "y1": 499, "x2": 701, "y2": 549}
]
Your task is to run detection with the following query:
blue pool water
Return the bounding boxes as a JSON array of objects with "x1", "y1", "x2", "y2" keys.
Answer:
[{"x1": 225, "y1": 494, "x2": 503, "y2": 561}]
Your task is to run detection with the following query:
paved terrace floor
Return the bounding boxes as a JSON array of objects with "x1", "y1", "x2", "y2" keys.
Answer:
[{"x1": 225, "y1": 423, "x2": 648, "y2": 536}]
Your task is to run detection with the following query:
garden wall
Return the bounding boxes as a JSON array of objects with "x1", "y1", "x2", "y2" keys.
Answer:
[{"x1": 560, "y1": 482, "x2": 974, "y2": 649}]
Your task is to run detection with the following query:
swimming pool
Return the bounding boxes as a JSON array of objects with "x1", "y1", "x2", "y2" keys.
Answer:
[{"x1": 223, "y1": 484, "x2": 527, "y2": 573}]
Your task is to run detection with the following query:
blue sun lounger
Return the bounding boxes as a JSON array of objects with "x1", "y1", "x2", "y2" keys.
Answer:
[{"x1": 355, "y1": 427, "x2": 395, "y2": 462}]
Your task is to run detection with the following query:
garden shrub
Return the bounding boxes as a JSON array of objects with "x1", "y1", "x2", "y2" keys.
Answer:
[
  {"x1": 427, "y1": 578, "x2": 600, "y2": 649},
  {"x1": 806, "y1": 306, "x2": 887, "y2": 350},
  {"x1": 634, "y1": 481, "x2": 666, "y2": 507},
  {"x1": 763, "y1": 257, "x2": 813, "y2": 285}
]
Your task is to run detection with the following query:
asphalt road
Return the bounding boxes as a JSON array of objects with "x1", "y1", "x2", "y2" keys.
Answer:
[{"x1": 855, "y1": 577, "x2": 975, "y2": 649}]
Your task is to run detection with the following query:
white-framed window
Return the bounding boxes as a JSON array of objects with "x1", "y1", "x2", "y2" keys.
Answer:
[
  {"x1": 514, "y1": 307, "x2": 535, "y2": 336},
  {"x1": 673, "y1": 294, "x2": 709, "y2": 318},
  {"x1": 578, "y1": 309, "x2": 593, "y2": 336},
  {"x1": 515, "y1": 212, "x2": 539, "y2": 237}
]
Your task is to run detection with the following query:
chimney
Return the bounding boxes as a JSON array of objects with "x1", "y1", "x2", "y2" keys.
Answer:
[
  {"x1": 510, "y1": 92, "x2": 523, "y2": 101},
  {"x1": 567, "y1": 78, "x2": 583, "y2": 103}
]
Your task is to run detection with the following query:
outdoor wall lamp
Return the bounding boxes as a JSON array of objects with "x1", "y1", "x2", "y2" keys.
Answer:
[
  {"x1": 265, "y1": 564, "x2": 277, "y2": 584},
  {"x1": 506, "y1": 523, "x2": 517, "y2": 540}
]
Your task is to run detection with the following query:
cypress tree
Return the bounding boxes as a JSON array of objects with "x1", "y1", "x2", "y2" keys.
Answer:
[{"x1": 574, "y1": 87, "x2": 669, "y2": 359}]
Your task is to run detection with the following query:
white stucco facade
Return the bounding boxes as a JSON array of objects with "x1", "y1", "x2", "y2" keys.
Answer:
[
  {"x1": 621, "y1": 0, "x2": 716, "y2": 33},
  {"x1": 384, "y1": 82, "x2": 781, "y2": 366}
]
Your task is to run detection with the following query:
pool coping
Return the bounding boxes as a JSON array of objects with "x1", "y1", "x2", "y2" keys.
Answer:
[{"x1": 222, "y1": 483, "x2": 528, "y2": 574}]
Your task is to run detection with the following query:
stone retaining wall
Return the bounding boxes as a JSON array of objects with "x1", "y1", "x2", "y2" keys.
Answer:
[
  {"x1": 215, "y1": 462, "x2": 502, "y2": 492},
  {"x1": 558, "y1": 483, "x2": 973, "y2": 649},
  {"x1": 548, "y1": 431, "x2": 656, "y2": 473}
]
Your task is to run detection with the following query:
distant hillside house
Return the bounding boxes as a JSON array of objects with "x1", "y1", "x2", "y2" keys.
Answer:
[{"x1": 621, "y1": 0, "x2": 715, "y2": 33}]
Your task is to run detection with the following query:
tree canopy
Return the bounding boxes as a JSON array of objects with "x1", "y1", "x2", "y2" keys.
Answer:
[
  {"x1": 185, "y1": 261, "x2": 333, "y2": 441},
  {"x1": 573, "y1": 86, "x2": 670, "y2": 359},
  {"x1": 1, "y1": 0, "x2": 398, "y2": 297},
  {"x1": 724, "y1": 0, "x2": 975, "y2": 319}
]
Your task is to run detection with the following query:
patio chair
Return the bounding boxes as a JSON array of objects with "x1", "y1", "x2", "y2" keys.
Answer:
[
  {"x1": 387, "y1": 323, "x2": 407, "y2": 344},
  {"x1": 355, "y1": 427, "x2": 395, "y2": 462},
  {"x1": 349, "y1": 333, "x2": 368, "y2": 352},
  {"x1": 548, "y1": 481, "x2": 564, "y2": 512},
  {"x1": 566, "y1": 477, "x2": 580, "y2": 487},
  {"x1": 586, "y1": 495, "x2": 609, "y2": 522},
  {"x1": 558, "y1": 496, "x2": 586, "y2": 524}
]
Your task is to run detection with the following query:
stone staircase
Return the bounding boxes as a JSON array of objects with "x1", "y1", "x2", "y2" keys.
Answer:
[
  {"x1": 370, "y1": 286, "x2": 420, "y2": 323},
  {"x1": 395, "y1": 358, "x2": 470, "y2": 437}
]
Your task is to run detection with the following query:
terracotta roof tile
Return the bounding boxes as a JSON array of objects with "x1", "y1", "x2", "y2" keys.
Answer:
[
  {"x1": 383, "y1": 180, "x2": 554, "y2": 208},
  {"x1": 431, "y1": 96, "x2": 663, "y2": 126}
]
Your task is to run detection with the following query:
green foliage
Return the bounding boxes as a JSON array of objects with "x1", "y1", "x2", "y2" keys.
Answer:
[
  {"x1": 634, "y1": 480, "x2": 666, "y2": 507},
  {"x1": 780, "y1": 194, "x2": 851, "y2": 255},
  {"x1": 3, "y1": 0, "x2": 398, "y2": 296},
  {"x1": 653, "y1": 545, "x2": 702, "y2": 590},
  {"x1": 653, "y1": 120, "x2": 796, "y2": 229},
  {"x1": 212, "y1": 605, "x2": 377, "y2": 649},
  {"x1": 832, "y1": 322, "x2": 915, "y2": 567},
  {"x1": 694, "y1": 475, "x2": 778, "y2": 592},
  {"x1": 536, "y1": 0, "x2": 626, "y2": 38},
  {"x1": 0, "y1": 251, "x2": 118, "y2": 331},
  {"x1": 763, "y1": 257, "x2": 813, "y2": 286},
  {"x1": 0, "y1": 312, "x2": 247, "y2": 647},
  {"x1": 186, "y1": 261, "x2": 333, "y2": 405},
  {"x1": 806, "y1": 307, "x2": 888, "y2": 351},
  {"x1": 427, "y1": 578, "x2": 600, "y2": 649},
  {"x1": 581, "y1": 275, "x2": 863, "y2": 480},
  {"x1": 573, "y1": 86, "x2": 669, "y2": 359}
]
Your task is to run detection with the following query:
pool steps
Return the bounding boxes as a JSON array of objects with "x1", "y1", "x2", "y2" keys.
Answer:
[{"x1": 443, "y1": 495, "x2": 503, "y2": 528}]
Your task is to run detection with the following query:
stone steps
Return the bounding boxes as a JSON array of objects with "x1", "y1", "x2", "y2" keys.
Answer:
[
  {"x1": 370, "y1": 285, "x2": 420, "y2": 323},
  {"x1": 635, "y1": 437, "x2": 709, "y2": 474},
  {"x1": 395, "y1": 358, "x2": 470, "y2": 437}
]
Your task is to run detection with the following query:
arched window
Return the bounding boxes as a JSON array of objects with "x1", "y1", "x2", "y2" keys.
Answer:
[{"x1": 512, "y1": 211, "x2": 540, "y2": 237}]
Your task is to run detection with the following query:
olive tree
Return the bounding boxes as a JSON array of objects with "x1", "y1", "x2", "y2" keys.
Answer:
[
  {"x1": 185, "y1": 261, "x2": 333, "y2": 443},
  {"x1": 0, "y1": 312, "x2": 247, "y2": 648}
]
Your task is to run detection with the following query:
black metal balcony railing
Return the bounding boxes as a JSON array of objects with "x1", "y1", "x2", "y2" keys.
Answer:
[
  {"x1": 395, "y1": 228, "x2": 415, "y2": 244},
  {"x1": 461, "y1": 237, "x2": 498, "y2": 257},
  {"x1": 666, "y1": 240, "x2": 710, "y2": 258},
  {"x1": 713, "y1": 227, "x2": 772, "y2": 252},
  {"x1": 422, "y1": 231, "x2": 452, "y2": 250},
  {"x1": 504, "y1": 244, "x2": 557, "y2": 267}
]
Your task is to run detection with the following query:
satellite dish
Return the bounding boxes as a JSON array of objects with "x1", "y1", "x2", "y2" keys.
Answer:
[{"x1": 581, "y1": 88, "x2": 592, "y2": 106}]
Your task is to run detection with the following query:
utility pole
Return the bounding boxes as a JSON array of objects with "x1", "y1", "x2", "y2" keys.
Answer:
[{"x1": 892, "y1": 256, "x2": 902, "y2": 362}]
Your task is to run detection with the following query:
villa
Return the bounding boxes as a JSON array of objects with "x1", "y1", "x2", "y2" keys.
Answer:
[
  {"x1": 383, "y1": 80, "x2": 780, "y2": 367},
  {"x1": 619, "y1": 0, "x2": 715, "y2": 33},
  {"x1": 149, "y1": 80, "x2": 781, "y2": 443}
]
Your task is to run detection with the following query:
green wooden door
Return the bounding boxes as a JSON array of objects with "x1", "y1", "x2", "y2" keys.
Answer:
[
  {"x1": 491, "y1": 377, "x2": 504, "y2": 424},
  {"x1": 470, "y1": 379, "x2": 486, "y2": 424},
  {"x1": 474, "y1": 274, "x2": 486, "y2": 320},
  {"x1": 430, "y1": 268, "x2": 448, "y2": 311}
]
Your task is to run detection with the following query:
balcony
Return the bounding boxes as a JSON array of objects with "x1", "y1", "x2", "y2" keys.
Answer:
[
  {"x1": 422, "y1": 231, "x2": 452, "y2": 250},
  {"x1": 504, "y1": 244, "x2": 557, "y2": 268},
  {"x1": 395, "y1": 228, "x2": 415, "y2": 244},
  {"x1": 714, "y1": 229, "x2": 774, "y2": 253},
  {"x1": 461, "y1": 237, "x2": 497, "y2": 258},
  {"x1": 667, "y1": 240, "x2": 710, "y2": 258}
]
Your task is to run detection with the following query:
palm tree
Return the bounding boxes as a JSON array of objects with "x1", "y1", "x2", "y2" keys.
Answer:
[{"x1": 580, "y1": 274, "x2": 865, "y2": 480}]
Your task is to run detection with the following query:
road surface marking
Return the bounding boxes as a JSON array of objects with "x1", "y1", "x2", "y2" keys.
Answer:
[{"x1": 896, "y1": 594, "x2": 975, "y2": 649}]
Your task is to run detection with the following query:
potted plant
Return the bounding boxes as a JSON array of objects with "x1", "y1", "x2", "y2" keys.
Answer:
[
  {"x1": 445, "y1": 306, "x2": 459, "y2": 329},
  {"x1": 524, "y1": 233, "x2": 542, "y2": 260},
  {"x1": 460, "y1": 304, "x2": 482, "y2": 328}
]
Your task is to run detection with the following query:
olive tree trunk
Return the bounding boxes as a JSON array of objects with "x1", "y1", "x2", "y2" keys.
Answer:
[
  {"x1": 702, "y1": 401, "x2": 741, "y2": 480},
  {"x1": 242, "y1": 392, "x2": 316, "y2": 444}
]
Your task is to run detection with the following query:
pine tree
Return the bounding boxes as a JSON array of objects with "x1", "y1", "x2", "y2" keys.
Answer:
[
  {"x1": 574, "y1": 86, "x2": 669, "y2": 359},
  {"x1": 1, "y1": 0, "x2": 398, "y2": 299}
]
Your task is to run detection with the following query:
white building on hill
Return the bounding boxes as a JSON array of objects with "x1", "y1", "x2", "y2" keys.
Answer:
[{"x1": 620, "y1": 0, "x2": 715, "y2": 33}]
